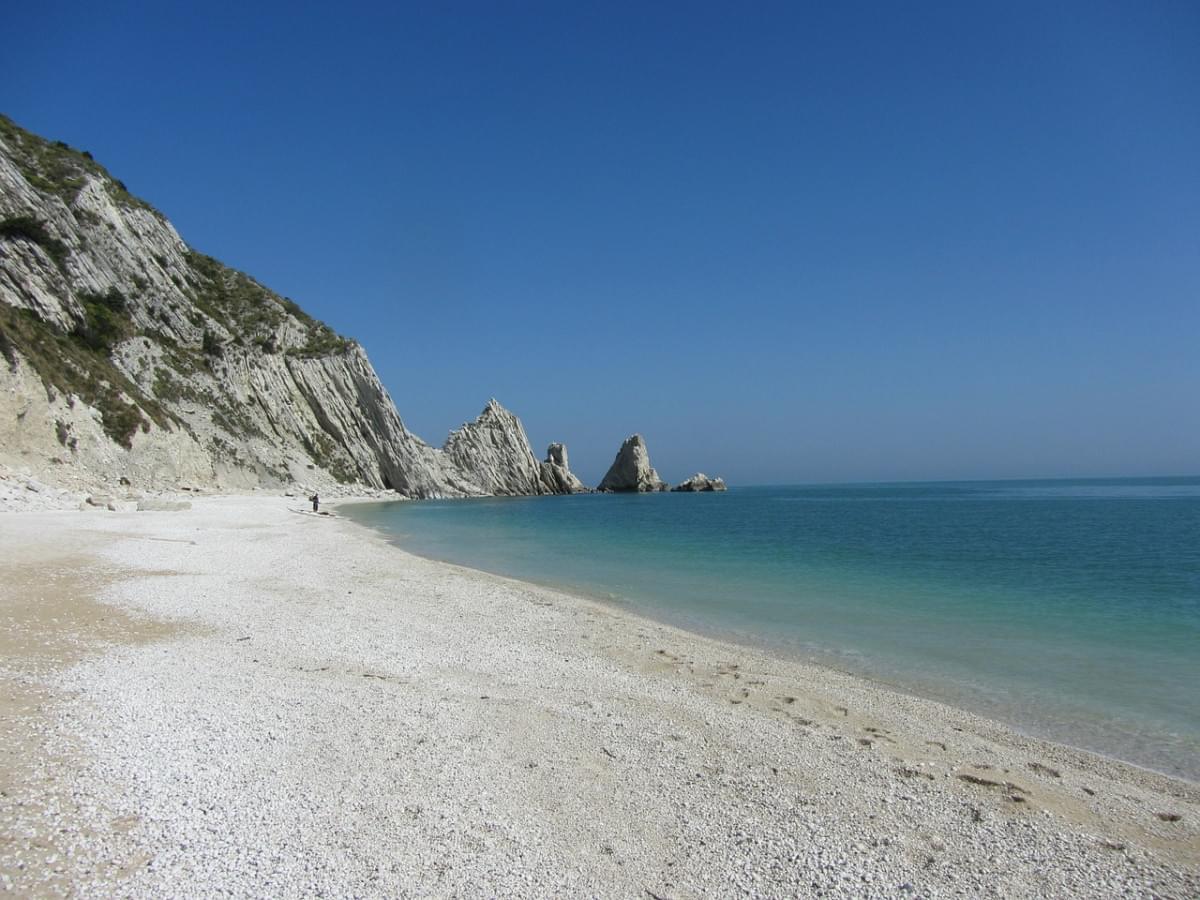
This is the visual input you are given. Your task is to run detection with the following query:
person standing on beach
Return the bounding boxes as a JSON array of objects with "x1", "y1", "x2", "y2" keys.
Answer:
[{"x1": 310, "y1": 493, "x2": 319, "y2": 513}]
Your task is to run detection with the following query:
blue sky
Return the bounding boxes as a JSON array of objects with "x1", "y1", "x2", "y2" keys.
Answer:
[{"x1": 4, "y1": 2, "x2": 1198, "y2": 484}]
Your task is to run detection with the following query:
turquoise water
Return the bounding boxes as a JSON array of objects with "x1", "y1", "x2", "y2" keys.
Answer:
[{"x1": 344, "y1": 478, "x2": 1200, "y2": 781}]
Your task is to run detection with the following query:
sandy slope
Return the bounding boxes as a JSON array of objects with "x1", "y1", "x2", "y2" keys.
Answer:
[{"x1": 0, "y1": 496, "x2": 1196, "y2": 898}]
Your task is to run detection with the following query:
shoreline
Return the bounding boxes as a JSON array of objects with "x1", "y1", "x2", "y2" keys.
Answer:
[
  {"x1": 337, "y1": 496, "x2": 1200, "y2": 788},
  {"x1": 2, "y1": 495, "x2": 1197, "y2": 897}
]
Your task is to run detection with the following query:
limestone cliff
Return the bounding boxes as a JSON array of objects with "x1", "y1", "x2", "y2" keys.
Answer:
[
  {"x1": 597, "y1": 434, "x2": 667, "y2": 493},
  {"x1": 442, "y1": 400, "x2": 549, "y2": 496},
  {"x1": 539, "y1": 442, "x2": 589, "y2": 494},
  {"x1": 0, "y1": 115, "x2": 567, "y2": 499}
]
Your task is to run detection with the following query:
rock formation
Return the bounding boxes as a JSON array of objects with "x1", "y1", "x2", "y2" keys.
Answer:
[
  {"x1": 671, "y1": 473, "x2": 728, "y2": 492},
  {"x1": 539, "y1": 442, "x2": 588, "y2": 494},
  {"x1": 0, "y1": 115, "x2": 576, "y2": 499},
  {"x1": 597, "y1": 434, "x2": 667, "y2": 493},
  {"x1": 442, "y1": 399, "x2": 549, "y2": 496}
]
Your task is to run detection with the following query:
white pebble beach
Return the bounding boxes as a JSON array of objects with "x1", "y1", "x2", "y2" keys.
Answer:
[{"x1": 1, "y1": 495, "x2": 1197, "y2": 898}]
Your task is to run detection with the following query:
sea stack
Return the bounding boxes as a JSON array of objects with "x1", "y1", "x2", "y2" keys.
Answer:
[
  {"x1": 597, "y1": 434, "x2": 667, "y2": 493},
  {"x1": 539, "y1": 443, "x2": 589, "y2": 494},
  {"x1": 441, "y1": 399, "x2": 548, "y2": 496},
  {"x1": 671, "y1": 473, "x2": 727, "y2": 492},
  {"x1": 0, "y1": 116, "x2": 591, "y2": 501}
]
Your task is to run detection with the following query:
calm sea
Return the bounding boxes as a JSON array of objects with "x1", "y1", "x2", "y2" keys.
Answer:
[{"x1": 343, "y1": 478, "x2": 1200, "y2": 781}]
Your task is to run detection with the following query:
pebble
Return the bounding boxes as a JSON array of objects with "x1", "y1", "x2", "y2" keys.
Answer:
[{"x1": 1, "y1": 495, "x2": 1196, "y2": 898}]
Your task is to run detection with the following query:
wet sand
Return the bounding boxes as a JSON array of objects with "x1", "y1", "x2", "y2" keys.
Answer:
[{"x1": 0, "y1": 526, "x2": 180, "y2": 893}]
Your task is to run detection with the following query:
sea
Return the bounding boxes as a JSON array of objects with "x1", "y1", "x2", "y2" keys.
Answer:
[{"x1": 342, "y1": 477, "x2": 1200, "y2": 782}]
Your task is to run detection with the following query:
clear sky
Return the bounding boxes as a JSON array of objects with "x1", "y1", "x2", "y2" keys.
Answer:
[{"x1": 4, "y1": 1, "x2": 1198, "y2": 485}]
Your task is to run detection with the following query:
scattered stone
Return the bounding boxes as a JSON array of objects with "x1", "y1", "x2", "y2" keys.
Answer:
[
  {"x1": 1029, "y1": 762, "x2": 1061, "y2": 778},
  {"x1": 895, "y1": 766, "x2": 935, "y2": 781},
  {"x1": 671, "y1": 473, "x2": 728, "y2": 492}
]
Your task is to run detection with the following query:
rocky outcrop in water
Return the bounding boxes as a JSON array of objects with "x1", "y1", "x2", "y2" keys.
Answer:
[
  {"x1": 672, "y1": 473, "x2": 727, "y2": 492},
  {"x1": 539, "y1": 442, "x2": 589, "y2": 494},
  {"x1": 597, "y1": 434, "x2": 667, "y2": 493},
  {"x1": 0, "y1": 115, "x2": 571, "y2": 499},
  {"x1": 442, "y1": 400, "x2": 549, "y2": 497}
]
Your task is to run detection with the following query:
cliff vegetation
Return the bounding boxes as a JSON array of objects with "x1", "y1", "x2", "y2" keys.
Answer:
[{"x1": 0, "y1": 114, "x2": 589, "y2": 498}]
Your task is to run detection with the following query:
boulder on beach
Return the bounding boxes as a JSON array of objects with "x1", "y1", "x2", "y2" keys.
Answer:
[
  {"x1": 597, "y1": 434, "x2": 667, "y2": 493},
  {"x1": 671, "y1": 473, "x2": 728, "y2": 492}
]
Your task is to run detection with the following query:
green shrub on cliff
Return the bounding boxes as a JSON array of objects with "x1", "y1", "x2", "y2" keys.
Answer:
[
  {"x1": 74, "y1": 288, "x2": 133, "y2": 355},
  {"x1": 286, "y1": 324, "x2": 353, "y2": 359},
  {"x1": 0, "y1": 115, "x2": 156, "y2": 212},
  {"x1": 0, "y1": 216, "x2": 69, "y2": 271},
  {"x1": 0, "y1": 303, "x2": 173, "y2": 449},
  {"x1": 185, "y1": 250, "x2": 353, "y2": 358},
  {"x1": 201, "y1": 329, "x2": 224, "y2": 357}
]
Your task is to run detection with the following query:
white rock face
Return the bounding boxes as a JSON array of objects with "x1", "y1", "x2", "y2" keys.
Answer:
[
  {"x1": 539, "y1": 442, "x2": 589, "y2": 494},
  {"x1": 597, "y1": 434, "x2": 667, "y2": 493},
  {"x1": 442, "y1": 400, "x2": 551, "y2": 496},
  {"x1": 0, "y1": 469, "x2": 83, "y2": 512},
  {"x1": 0, "y1": 144, "x2": 194, "y2": 337},
  {"x1": 0, "y1": 116, "x2": 570, "y2": 500},
  {"x1": 671, "y1": 472, "x2": 728, "y2": 492},
  {"x1": 0, "y1": 342, "x2": 215, "y2": 494}
]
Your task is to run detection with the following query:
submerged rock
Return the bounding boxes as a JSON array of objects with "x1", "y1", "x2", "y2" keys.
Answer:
[
  {"x1": 671, "y1": 473, "x2": 727, "y2": 492},
  {"x1": 597, "y1": 434, "x2": 667, "y2": 493},
  {"x1": 539, "y1": 442, "x2": 589, "y2": 494}
]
